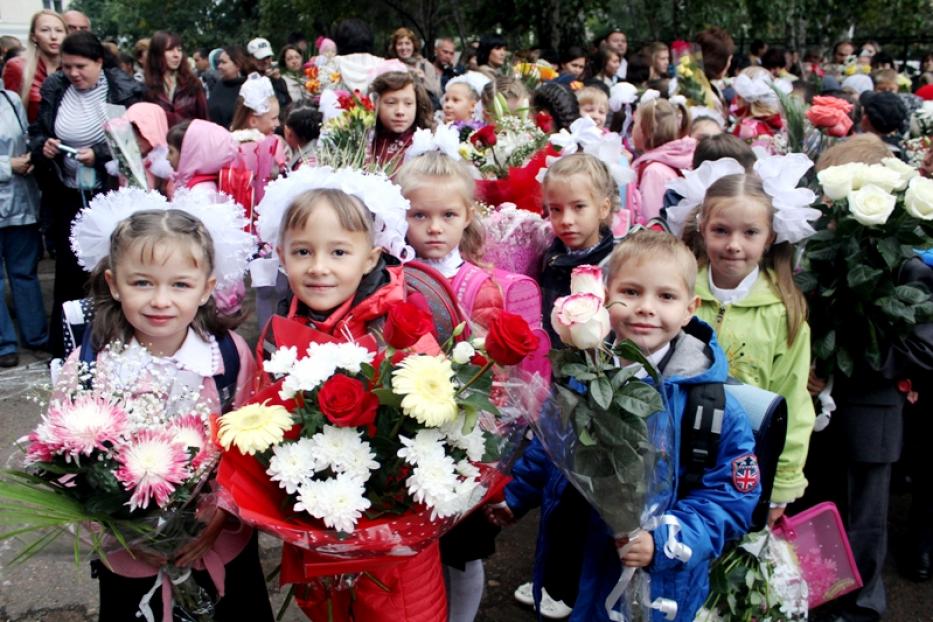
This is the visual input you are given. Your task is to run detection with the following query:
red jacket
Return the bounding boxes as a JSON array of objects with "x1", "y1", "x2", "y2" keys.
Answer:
[{"x1": 145, "y1": 81, "x2": 208, "y2": 127}]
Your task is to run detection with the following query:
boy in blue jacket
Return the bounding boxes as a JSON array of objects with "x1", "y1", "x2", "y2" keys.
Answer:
[{"x1": 490, "y1": 231, "x2": 760, "y2": 622}]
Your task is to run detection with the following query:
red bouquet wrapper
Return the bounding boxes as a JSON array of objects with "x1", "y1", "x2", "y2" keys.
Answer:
[{"x1": 475, "y1": 146, "x2": 559, "y2": 215}]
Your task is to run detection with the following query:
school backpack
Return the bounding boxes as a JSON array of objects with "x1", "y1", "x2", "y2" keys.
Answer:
[
  {"x1": 187, "y1": 160, "x2": 256, "y2": 232},
  {"x1": 680, "y1": 379, "x2": 788, "y2": 532},
  {"x1": 450, "y1": 262, "x2": 551, "y2": 379},
  {"x1": 403, "y1": 261, "x2": 471, "y2": 345},
  {"x1": 61, "y1": 298, "x2": 241, "y2": 413}
]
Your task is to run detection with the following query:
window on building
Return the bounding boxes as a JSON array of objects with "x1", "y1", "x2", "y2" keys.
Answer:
[{"x1": 42, "y1": 0, "x2": 65, "y2": 12}]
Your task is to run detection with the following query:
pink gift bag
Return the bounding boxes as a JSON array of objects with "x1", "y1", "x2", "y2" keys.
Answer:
[{"x1": 772, "y1": 502, "x2": 863, "y2": 609}]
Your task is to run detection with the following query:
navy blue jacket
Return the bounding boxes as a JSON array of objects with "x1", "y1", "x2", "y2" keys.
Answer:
[{"x1": 505, "y1": 319, "x2": 760, "y2": 622}]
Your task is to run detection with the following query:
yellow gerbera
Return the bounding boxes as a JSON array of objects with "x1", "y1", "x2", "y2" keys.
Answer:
[
  {"x1": 217, "y1": 401, "x2": 293, "y2": 455},
  {"x1": 391, "y1": 355, "x2": 458, "y2": 427}
]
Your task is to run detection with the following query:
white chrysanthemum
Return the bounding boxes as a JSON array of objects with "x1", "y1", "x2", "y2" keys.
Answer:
[
  {"x1": 333, "y1": 441, "x2": 380, "y2": 480},
  {"x1": 265, "y1": 346, "x2": 299, "y2": 376},
  {"x1": 279, "y1": 355, "x2": 337, "y2": 398},
  {"x1": 294, "y1": 475, "x2": 371, "y2": 533},
  {"x1": 330, "y1": 342, "x2": 375, "y2": 374},
  {"x1": 310, "y1": 425, "x2": 369, "y2": 471},
  {"x1": 267, "y1": 438, "x2": 318, "y2": 494},
  {"x1": 430, "y1": 478, "x2": 486, "y2": 520},
  {"x1": 406, "y1": 453, "x2": 459, "y2": 506},
  {"x1": 397, "y1": 429, "x2": 447, "y2": 465},
  {"x1": 440, "y1": 417, "x2": 486, "y2": 462}
]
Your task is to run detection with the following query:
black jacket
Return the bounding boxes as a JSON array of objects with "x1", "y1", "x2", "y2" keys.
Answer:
[
  {"x1": 29, "y1": 67, "x2": 144, "y2": 186},
  {"x1": 539, "y1": 228, "x2": 616, "y2": 347}
]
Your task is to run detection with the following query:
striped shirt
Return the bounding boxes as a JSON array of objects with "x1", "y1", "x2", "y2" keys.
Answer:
[{"x1": 54, "y1": 73, "x2": 108, "y2": 187}]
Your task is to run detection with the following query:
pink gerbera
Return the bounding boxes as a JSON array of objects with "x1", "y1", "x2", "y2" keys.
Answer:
[
  {"x1": 168, "y1": 414, "x2": 216, "y2": 469},
  {"x1": 47, "y1": 396, "x2": 128, "y2": 458},
  {"x1": 115, "y1": 429, "x2": 190, "y2": 511}
]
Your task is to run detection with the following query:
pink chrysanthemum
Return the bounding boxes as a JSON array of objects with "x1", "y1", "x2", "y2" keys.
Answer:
[
  {"x1": 47, "y1": 396, "x2": 128, "y2": 457},
  {"x1": 168, "y1": 414, "x2": 215, "y2": 469},
  {"x1": 24, "y1": 421, "x2": 59, "y2": 464},
  {"x1": 115, "y1": 429, "x2": 190, "y2": 511}
]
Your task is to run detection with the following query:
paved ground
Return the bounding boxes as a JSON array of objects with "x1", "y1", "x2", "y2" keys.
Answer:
[{"x1": 0, "y1": 259, "x2": 930, "y2": 621}]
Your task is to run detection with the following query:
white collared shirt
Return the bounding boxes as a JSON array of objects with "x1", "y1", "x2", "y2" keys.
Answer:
[{"x1": 708, "y1": 267, "x2": 760, "y2": 305}]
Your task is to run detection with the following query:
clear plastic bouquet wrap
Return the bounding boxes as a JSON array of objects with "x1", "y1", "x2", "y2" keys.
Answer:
[
  {"x1": 103, "y1": 104, "x2": 148, "y2": 189},
  {"x1": 215, "y1": 301, "x2": 545, "y2": 616},
  {"x1": 0, "y1": 342, "x2": 224, "y2": 621},
  {"x1": 479, "y1": 202, "x2": 554, "y2": 278},
  {"x1": 530, "y1": 265, "x2": 677, "y2": 621}
]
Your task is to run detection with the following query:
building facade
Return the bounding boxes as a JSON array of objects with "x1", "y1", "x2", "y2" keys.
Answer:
[{"x1": 0, "y1": 0, "x2": 73, "y2": 40}]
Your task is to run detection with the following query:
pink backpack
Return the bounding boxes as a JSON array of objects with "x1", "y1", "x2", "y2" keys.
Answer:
[{"x1": 451, "y1": 262, "x2": 551, "y2": 380}]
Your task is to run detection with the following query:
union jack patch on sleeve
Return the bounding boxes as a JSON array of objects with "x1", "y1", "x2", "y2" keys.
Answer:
[{"x1": 731, "y1": 454, "x2": 760, "y2": 493}]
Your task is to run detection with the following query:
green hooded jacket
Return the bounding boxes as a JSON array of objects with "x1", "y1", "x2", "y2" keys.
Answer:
[{"x1": 695, "y1": 266, "x2": 815, "y2": 504}]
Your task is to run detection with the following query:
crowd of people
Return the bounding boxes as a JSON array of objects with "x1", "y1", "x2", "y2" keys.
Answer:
[{"x1": 0, "y1": 7, "x2": 932, "y2": 622}]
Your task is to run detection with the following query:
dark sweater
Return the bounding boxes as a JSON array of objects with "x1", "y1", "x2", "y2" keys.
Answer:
[{"x1": 207, "y1": 76, "x2": 246, "y2": 130}]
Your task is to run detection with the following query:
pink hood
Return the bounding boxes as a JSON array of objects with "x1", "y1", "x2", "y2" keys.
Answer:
[
  {"x1": 174, "y1": 119, "x2": 238, "y2": 188},
  {"x1": 632, "y1": 136, "x2": 697, "y2": 176},
  {"x1": 124, "y1": 103, "x2": 168, "y2": 150}
]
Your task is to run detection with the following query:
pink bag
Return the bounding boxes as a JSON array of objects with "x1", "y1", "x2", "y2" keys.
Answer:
[{"x1": 772, "y1": 502, "x2": 863, "y2": 609}]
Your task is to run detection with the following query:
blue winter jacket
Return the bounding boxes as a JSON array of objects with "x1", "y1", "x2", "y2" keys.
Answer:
[{"x1": 505, "y1": 318, "x2": 760, "y2": 622}]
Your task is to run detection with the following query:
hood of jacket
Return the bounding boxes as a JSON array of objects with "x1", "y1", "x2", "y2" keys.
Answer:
[
  {"x1": 174, "y1": 119, "x2": 238, "y2": 187},
  {"x1": 124, "y1": 102, "x2": 168, "y2": 150},
  {"x1": 661, "y1": 317, "x2": 728, "y2": 386},
  {"x1": 632, "y1": 135, "x2": 697, "y2": 177}
]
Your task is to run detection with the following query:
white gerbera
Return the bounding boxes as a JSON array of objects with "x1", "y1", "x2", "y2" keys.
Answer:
[
  {"x1": 267, "y1": 438, "x2": 318, "y2": 494},
  {"x1": 294, "y1": 475, "x2": 371, "y2": 533},
  {"x1": 397, "y1": 429, "x2": 447, "y2": 465},
  {"x1": 265, "y1": 346, "x2": 299, "y2": 376}
]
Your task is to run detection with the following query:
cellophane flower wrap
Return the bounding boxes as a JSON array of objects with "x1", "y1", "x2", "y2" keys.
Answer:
[
  {"x1": 479, "y1": 202, "x2": 554, "y2": 278},
  {"x1": 531, "y1": 265, "x2": 676, "y2": 620},
  {"x1": 797, "y1": 160, "x2": 933, "y2": 378},
  {"x1": 215, "y1": 301, "x2": 542, "y2": 596},
  {"x1": 461, "y1": 93, "x2": 548, "y2": 179},
  {"x1": 0, "y1": 342, "x2": 223, "y2": 620},
  {"x1": 698, "y1": 529, "x2": 808, "y2": 622}
]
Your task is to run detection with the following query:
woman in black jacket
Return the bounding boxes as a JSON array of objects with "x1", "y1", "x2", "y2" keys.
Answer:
[{"x1": 29, "y1": 30, "x2": 143, "y2": 358}]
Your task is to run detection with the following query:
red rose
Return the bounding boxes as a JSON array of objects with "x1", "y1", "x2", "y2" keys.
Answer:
[
  {"x1": 535, "y1": 111, "x2": 554, "y2": 134},
  {"x1": 470, "y1": 125, "x2": 498, "y2": 148},
  {"x1": 484, "y1": 310, "x2": 539, "y2": 366},
  {"x1": 317, "y1": 374, "x2": 379, "y2": 429},
  {"x1": 383, "y1": 300, "x2": 434, "y2": 349}
]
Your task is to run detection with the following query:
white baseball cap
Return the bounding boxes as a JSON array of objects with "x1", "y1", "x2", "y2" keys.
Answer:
[{"x1": 247, "y1": 38, "x2": 273, "y2": 60}]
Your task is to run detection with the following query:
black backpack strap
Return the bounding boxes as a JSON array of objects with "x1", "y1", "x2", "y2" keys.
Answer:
[
  {"x1": 213, "y1": 332, "x2": 240, "y2": 414},
  {"x1": 680, "y1": 382, "x2": 726, "y2": 493}
]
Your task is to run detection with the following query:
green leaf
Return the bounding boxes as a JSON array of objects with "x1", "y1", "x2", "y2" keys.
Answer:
[
  {"x1": 572, "y1": 446, "x2": 612, "y2": 479},
  {"x1": 554, "y1": 384, "x2": 580, "y2": 424},
  {"x1": 876, "y1": 296, "x2": 916, "y2": 324},
  {"x1": 894, "y1": 284, "x2": 931, "y2": 305},
  {"x1": 836, "y1": 348, "x2": 854, "y2": 377},
  {"x1": 813, "y1": 330, "x2": 836, "y2": 360},
  {"x1": 578, "y1": 426, "x2": 596, "y2": 446},
  {"x1": 371, "y1": 388, "x2": 403, "y2": 408},
  {"x1": 846, "y1": 264, "x2": 883, "y2": 292},
  {"x1": 877, "y1": 237, "x2": 902, "y2": 271},
  {"x1": 561, "y1": 363, "x2": 596, "y2": 381},
  {"x1": 610, "y1": 366, "x2": 638, "y2": 391},
  {"x1": 794, "y1": 271, "x2": 818, "y2": 293},
  {"x1": 613, "y1": 381, "x2": 664, "y2": 417},
  {"x1": 590, "y1": 376, "x2": 612, "y2": 410}
]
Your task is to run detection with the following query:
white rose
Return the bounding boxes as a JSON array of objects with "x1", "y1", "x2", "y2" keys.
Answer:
[
  {"x1": 847, "y1": 184, "x2": 896, "y2": 226},
  {"x1": 470, "y1": 337, "x2": 485, "y2": 350},
  {"x1": 817, "y1": 164, "x2": 858, "y2": 201},
  {"x1": 569, "y1": 265, "x2": 606, "y2": 301},
  {"x1": 882, "y1": 157, "x2": 918, "y2": 190},
  {"x1": 904, "y1": 176, "x2": 933, "y2": 221},
  {"x1": 852, "y1": 163, "x2": 901, "y2": 193},
  {"x1": 550, "y1": 293, "x2": 611, "y2": 349},
  {"x1": 451, "y1": 341, "x2": 476, "y2": 365}
]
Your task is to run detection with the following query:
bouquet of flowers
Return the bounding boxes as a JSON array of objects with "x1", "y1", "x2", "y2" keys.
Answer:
[
  {"x1": 797, "y1": 160, "x2": 933, "y2": 377},
  {"x1": 316, "y1": 89, "x2": 377, "y2": 170},
  {"x1": 530, "y1": 265, "x2": 676, "y2": 620},
  {"x1": 0, "y1": 342, "x2": 222, "y2": 618},
  {"x1": 513, "y1": 61, "x2": 558, "y2": 92},
  {"x1": 906, "y1": 101, "x2": 933, "y2": 168},
  {"x1": 698, "y1": 529, "x2": 808, "y2": 622},
  {"x1": 462, "y1": 94, "x2": 549, "y2": 179},
  {"x1": 103, "y1": 104, "x2": 148, "y2": 189},
  {"x1": 304, "y1": 57, "x2": 342, "y2": 98},
  {"x1": 214, "y1": 301, "x2": 541, "y2": 611},
  {"x1": 480, "y1": 202, "x2": 553, "y2": 278},
  {"x1": 675, "y1": 53, "x2": 716, "y2": 108}
]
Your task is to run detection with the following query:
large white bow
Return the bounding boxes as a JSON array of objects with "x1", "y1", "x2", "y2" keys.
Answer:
[
  {"x1": 753, "y1": 153, "x2": 820, "y2": 244},
  {"x1": 405, "y1": 124, "x2": 462, "y2": 161},
  {"x1": 665, "y1": 158, "x2": 747, "y2": 237},
  {"x1": 733, "y1": 73, "x2": 777, "y2": 104},
  {"x1": 239, "y1": 73, "x2": 275, "y2": 114}
]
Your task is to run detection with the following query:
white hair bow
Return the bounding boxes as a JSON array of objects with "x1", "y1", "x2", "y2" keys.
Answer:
[
  {"x1": 753, "y1": 153, "x2": 820, "y2": 244},
  {"x1": 733, "y1": 74, "x2": 777, "y2": 104},
  {"x1": 639, "y1": 89, "x2": 661, "y2": 105},
  {"x1": 609, "y1": 82, "x2": 639, "y2": 113},
  {"x1": 548, "y1": 116, "x2": 604, "y2": 155},
  {"x1": 537, "y1": 117, "x2": 635, "y2": 189},
  {"x1": 239, "y1": 73, "x2": 275, "y2": 114},
  {"x1": 665, "y1": 158, "x2": 746, "y2": 237},
  {"x1": 405, "y1": 124, "x2": 462, "y2": 161}
]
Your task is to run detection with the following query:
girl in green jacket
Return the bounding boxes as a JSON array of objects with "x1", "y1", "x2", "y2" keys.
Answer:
[{"x1": 685, "y1": 171, "x2": 816, "y2": 525}]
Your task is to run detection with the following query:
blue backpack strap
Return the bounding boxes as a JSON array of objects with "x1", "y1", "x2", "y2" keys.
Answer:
[{"x1": 214, "y1": 332, "x2": 240, "y2": 414}]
